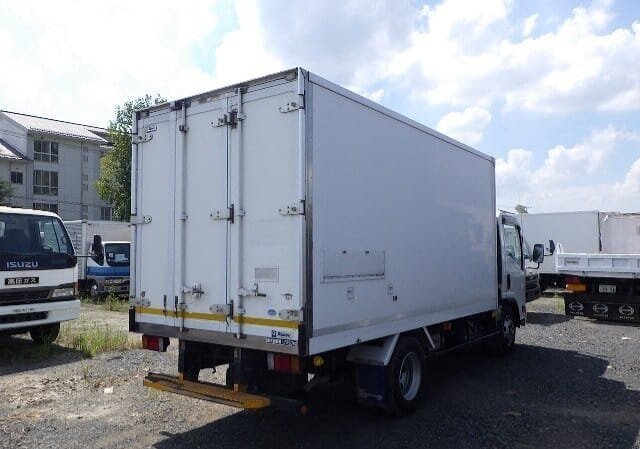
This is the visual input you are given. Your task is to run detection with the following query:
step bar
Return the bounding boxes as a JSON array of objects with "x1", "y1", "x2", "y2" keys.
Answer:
[{"x1": 144, "y1": 372, "x2": 271, "y2": 410}]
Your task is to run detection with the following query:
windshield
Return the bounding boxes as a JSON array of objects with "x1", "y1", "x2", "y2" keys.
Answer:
[
  {"x1": 0, "y1": 213, "x2": 76, "y2": 271},
  {"x1": 105, "y1": 243, "x2": 130, "y2": 266}
]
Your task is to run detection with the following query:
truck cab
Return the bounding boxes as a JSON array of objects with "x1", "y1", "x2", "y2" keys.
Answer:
[
  {"x1": 0, "y1": 207, "x2": 79, "y2": 343},
  {"x1": 87, "y1": 236, "x2": 130, "y2": 297},
  {"x1": 498, "y1": 213, "x2": 543, "y2": 327}
]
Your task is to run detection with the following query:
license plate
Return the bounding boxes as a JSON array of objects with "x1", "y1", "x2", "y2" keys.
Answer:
[
  {"x1": 5, "y1": 276, "x2": 39, "y2": 286},
  {"x1": 598, "y1": 284, "x2": 616, "y2": 294}
]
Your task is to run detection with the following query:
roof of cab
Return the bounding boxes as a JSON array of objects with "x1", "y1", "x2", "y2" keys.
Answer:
[{"x1": 0, "y1": 206, "x2": 61, "y2": 218}]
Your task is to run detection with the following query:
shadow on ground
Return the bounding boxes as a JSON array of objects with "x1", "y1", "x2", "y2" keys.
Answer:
[
  {"x1": 0, "y1": 335, "x2": 85, "y2": 375},
  {"x1": 153, "y1": 344, "x2": 640, "y2": 449}
]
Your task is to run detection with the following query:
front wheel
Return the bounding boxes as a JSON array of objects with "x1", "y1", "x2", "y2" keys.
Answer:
[
  {"x1": 30, "y1": 323, "x2": 60, "y2": 344},
  {"x1": 89, "y1": 282, "x2": 100, "y2": 298},
  {"x1": 385, "y1": 336, "x2": 427, "y2": 415}
]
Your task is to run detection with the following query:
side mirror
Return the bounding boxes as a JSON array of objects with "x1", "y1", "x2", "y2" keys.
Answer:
[
  {"x1": 548, "y1": 239, "x2": 556, "y2": 255},
  {"x1": 532, "y1": 243, "x2": 544, "y2": 264}
]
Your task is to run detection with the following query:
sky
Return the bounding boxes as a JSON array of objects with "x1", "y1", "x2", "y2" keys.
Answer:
[{"x1": 0, "y1": 0, "x2": 638, "y2": 213}]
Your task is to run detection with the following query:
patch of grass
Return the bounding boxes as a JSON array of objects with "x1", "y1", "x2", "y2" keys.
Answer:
[
  {"x1": 80, "y1": 292, "x2": 129, "y2": 313},
  {"x1": 103, "y1": 294, "x2": 130, "y2": 313},
  {"x1": 58, "y1": 324, "x2": 140, "y2": 358},
  {"x1": 554, "y1": 296, "x2": 565, "y2": 313}
]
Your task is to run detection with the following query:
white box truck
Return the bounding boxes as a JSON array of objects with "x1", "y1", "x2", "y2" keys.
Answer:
[
  {"x1": 519, "y1": 211, "x2": 600, "y2": 290},
  {"x1": 129, "y1": 68, "x2": 544, "y2": 414},
  {"x1": 64, "y1": 220, "x2": 131, "y2": 297},
  {"x1": 0, "y1": 207, "x2": 79, "y2": 343}
]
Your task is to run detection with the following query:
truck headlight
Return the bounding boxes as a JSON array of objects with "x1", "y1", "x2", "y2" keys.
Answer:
[{"x1": 51, "y1": 287, "x2": 75, "y2": 298}]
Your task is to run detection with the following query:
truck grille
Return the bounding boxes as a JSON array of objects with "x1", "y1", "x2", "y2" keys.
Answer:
[
  {"x1": 0, "y1": 288, "x2": 54, "y2": 306},
  {"x1": 0, "y1": 311, "x2": 48, "y2": 324}
]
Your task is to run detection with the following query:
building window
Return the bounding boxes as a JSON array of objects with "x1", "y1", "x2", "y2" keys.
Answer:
[
  {"x1": 81, "y1": 205, "x2": 89, "y2": 219},
  {"x1": 33, "y1": 170, "x2": 59, "y2": 196},
  {"x1": 34, "y1": 141, "x2": 59, "y2": 163},
  {"x1": 82, "y1": 154, "x2": 89, "y2": 162},
  {"x1": 82, "y1": 183, "x2": 88, "y2": 191},
  {"x1": 100, "y1": 207, "x2": 113, "y2": 221},
  {"x1": 10, "y1": 171, "x2": 23, "y2": 184},
  {"x1": 82, "y1": 174, "x2": 88, "y2": 182},
  {"x1": 33, "y1": 202, "x2": 58, "y2": 214}
]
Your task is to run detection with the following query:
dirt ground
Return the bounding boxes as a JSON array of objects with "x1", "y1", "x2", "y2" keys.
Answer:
[{"x1": 1, "y1": 298, "x2": 639, "y2": 449}]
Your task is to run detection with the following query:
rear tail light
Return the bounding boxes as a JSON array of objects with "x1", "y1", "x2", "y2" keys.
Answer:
[
  {"x1": 142, "y1": 335, "x2": 170, "y2": 352},
  {"x1": 565, "y1": 276, "x2": 586, "y2": 292},
  {"x1": 267, "y1": 353, "x2": 301, "y2": 374}
]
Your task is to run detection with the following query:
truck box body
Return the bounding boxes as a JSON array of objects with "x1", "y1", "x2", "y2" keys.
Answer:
[
  {"x1": 130, "y1": 68, "x2": 497, "y2": 356},
  {"x1": 519, "y1": 211, "x2": 601, "y2": 277}
]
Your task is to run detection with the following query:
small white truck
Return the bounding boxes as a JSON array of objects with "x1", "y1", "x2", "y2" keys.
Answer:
[
  {"x1": 64, "y1": 220, "x2": 131, "y2": 297},
  {"x1": 0, "y1": 206, "x2": 79, "y2": 343},
  {"x1": 129, "y1": 68, "x2": 545, "y2": 414}
]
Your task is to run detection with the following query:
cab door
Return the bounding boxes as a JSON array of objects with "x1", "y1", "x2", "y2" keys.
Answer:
[{"x1": 500, "y1": 216, "x2": 526, "y2": 316}]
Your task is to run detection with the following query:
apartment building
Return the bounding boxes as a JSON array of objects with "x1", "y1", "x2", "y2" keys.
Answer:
[{"x1": 0, "y1": 111, "x2": 114, "y2": 220}]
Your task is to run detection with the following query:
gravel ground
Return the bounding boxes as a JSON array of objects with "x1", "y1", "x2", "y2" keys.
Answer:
[{"x1": 1, "y1": 297, "x2": 639, "y2": 449}]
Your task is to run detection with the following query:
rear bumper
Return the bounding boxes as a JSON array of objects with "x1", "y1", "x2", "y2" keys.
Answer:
[
  {"x1": 0, "y1": 299, "x2": 80, "y2": 331},
  {"x1": 145, "y1": 372, "x2": 270, "y2": 409}
]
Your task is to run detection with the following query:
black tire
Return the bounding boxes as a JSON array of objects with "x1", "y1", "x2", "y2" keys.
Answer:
[
  {"x1": 385, "y1": 336, "x2": 427, "y2": 415},
  {"x1": 494, "y1": 305, "x2": 517, "y2": 355},
  {"x1": 30, "y1": 323, "x2": 60, "y2": 344},
  {"x1": 89, "y1": 281, "x2": 100, "y2": 299}
]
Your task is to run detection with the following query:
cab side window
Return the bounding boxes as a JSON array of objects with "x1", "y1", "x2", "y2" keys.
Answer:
[{"x1": 504, "y1": 224, "x2": 523, "y2": 269}]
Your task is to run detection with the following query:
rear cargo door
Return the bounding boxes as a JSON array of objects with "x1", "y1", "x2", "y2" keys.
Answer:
[
  {"x1": 133, "y1": 109, "x2": 176, "y2": 325},
  {"x1": 226, "y1": 82, "x2": 305, "y2": 351},
  {"x1": 134, "y1": 98, "x2": 229, "y2": 332},
  {"x1": 176, "y1": 98, "x2": 230, "y2": 333}
]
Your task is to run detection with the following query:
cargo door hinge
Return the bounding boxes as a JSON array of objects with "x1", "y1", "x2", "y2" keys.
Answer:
[
  {"x1": 278, "y1": 200, "x2": 305, "y2": 216},
  {"x1": 131, "y1": 215, "x2": 152, "y2": 225},
  {"x1": 132, "y1": 133, "x2": 153, "y2": 144},
  {"x1": 210, "y1": 205, "x2": 238, "y2": 223},
  {"x1": 279, "y1": 95, "x2": 304, "y2": 113},
  {"x1": 212, "y1": 111, "x2": 246, "y2": 128}
]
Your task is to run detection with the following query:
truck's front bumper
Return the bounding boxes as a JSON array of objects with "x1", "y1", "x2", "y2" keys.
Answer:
[{"x1": 0, "y1": 299, "x2": 80, "y2": 332}]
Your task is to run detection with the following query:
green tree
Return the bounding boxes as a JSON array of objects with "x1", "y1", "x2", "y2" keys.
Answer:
[
  {"x1": 95, "y1": 94, "x2": 165, "y2": 221},
  {"x1": 0, "y1": 180, "x2": 11, "y2": 206}
]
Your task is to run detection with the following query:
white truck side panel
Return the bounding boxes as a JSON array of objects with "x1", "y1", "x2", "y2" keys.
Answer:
[
  {"x1": 307, "y1": 77, "x2": 497, "y2": 353},
  {"x1": 519, "y1": 211, "x2": 601, "y2": 275}
]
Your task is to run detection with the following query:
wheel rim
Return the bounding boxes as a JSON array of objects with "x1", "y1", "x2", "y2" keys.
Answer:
[
  {"x1": 90, "y1": 284, "x2": 98, "y2": 297},
  {"x1": 398, "y1": 352, "x2": 422, "y2": 401},
  {"x1": 503, "y1": 312, "x2": 516, "y2": 346}
]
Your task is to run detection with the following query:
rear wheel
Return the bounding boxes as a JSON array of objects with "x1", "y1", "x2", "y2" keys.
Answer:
[
  {"x1": 30, "y1": 323, "x2": 60, "y2": 344},
  {"x1": 385, "y1": 336, "x2": 426, "y2": 414}
]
